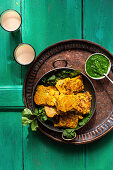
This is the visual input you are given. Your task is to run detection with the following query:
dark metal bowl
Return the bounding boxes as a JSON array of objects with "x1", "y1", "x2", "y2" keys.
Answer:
[{"x1": 32, "y1": 67, "x2": 96, "y2": 133}]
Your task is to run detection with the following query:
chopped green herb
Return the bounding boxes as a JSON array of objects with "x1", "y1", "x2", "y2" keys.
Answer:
[{"x1": 86, "y1": 54, "x2": 110, "y2": 78}]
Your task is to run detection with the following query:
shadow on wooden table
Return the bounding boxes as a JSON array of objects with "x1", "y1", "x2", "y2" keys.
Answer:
[
  {"x1": 26, "y1": 126, "x2": 113, "y2": 151},
  {"x1": 26, "y1": 126, "x2": 84, "y2": 151},
  {"x1": 23, "y1": 126, "x2": 113, "y2": 169}
]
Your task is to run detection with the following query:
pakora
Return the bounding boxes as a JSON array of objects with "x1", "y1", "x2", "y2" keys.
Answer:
[
  {"x1": 54, "y1": 113, "x2": 83, "y2": 128},
  {"x1": 57, "y1": 91, "x2": 91, "y2": 114},
  {"x1": 56, "y1": 75, "x2": 84, "y2": 95},
  {"x1": 34, "y1": 85, "x2": 59, "y2": 106},
  {"x1": 44, "y1": 106, "x2": 59, "y2": 118}
]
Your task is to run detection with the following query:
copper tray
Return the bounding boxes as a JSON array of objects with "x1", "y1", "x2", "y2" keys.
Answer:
[{"x1": 23, "y1": 39, "x2": 113, "y2": 144}]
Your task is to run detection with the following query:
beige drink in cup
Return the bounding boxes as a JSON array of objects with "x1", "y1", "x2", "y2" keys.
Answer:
[
  {"x1": 0, "y1": 9, "x2": 21, "y2": 32},
  {"x1": 14, "y1": 44, "x2": 36, "y2": 65}
]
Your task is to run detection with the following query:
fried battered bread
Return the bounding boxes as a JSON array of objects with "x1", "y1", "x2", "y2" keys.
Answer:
[
  {"x1": 34, "y1": 85, "x2": 59, "y2": 106},
  {"x1": 56, "y1": 75, "x2": 84, "y2": 95},
  {"x1": 57, "y1": 91, "x2": 91, "y2": 114},
  {"x1": 54, "y1": 113, "x2": 83, "y2": 128},
  {"x1": 44, "y1": 106, "x2": 59, "y2": 118}
]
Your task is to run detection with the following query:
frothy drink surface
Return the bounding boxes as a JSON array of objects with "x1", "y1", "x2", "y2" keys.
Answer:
[
  {"x1": 1, "y1": 11, "x2": 21, "y2": 31},
  {"x1": 15, "y1": 45, "x2": 35, "y2": 65}
]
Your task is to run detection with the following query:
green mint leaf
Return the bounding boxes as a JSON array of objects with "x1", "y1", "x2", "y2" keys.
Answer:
[
  {"x1": 78, "y1": 111, "x2": 93, "y2": 126},
  {"x1": 34, "y1": 108, "x2": 38, "y2": 114},
  {"x1": 43, "y1": 115, "x2": 48, "y2": 121},
  {"x1": 63, "y1": 129, "x2": 75, "y2": 139},
  {"x1": 48, "y1": 75, "x2": 56, "y2": 81},
  {"x1": 22, "y1": 108, "x2": 33, "y2": 118},
  {"x1": 31, "y1": 119, "x2": 38, "y2": 131},
  {"x1": 70, "y1": 70, "x2": 81, "y2": 77},
  {"x1": 22, "y1": 117, "x2": 32, "y2": 126}
]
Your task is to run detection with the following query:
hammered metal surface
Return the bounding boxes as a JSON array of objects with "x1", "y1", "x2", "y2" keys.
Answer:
[{"x1": 23, "y1": 39, "x2": 113, "y2": 144}]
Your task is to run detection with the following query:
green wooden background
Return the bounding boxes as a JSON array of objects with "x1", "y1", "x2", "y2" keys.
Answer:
[{"x1": 0, "y1": 0, "x2": 113, "y2": 170}]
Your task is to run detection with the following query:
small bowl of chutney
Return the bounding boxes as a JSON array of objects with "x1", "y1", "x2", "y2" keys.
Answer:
[{"x1": 85, "y1": 53, "x2": 111, "y2": 80}]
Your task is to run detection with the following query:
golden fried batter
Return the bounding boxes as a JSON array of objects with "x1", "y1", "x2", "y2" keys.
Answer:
[
  {"x1": 34, "y1": 85, "x2": 59, "y2": 106},
  {"x1": 44, "y1": 106, "x2": 59, "y2": 118},
  {"x1": 54, "y1": 113, "x2": 83, "y2": 128},
  {"x1": 57, "y1": 91, "x2": 91, "y2": 114},
  {"x1": 56, "y1": 75, "x2": 84, "y2": 95}
]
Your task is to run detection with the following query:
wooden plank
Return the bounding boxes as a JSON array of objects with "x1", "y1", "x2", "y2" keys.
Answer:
[
  {"x1": 22, "y1": 0, "x2": 82, "y2": 82},
  {"x1": 22, "y1": 0, "x2": 85, "y2": 170},
  {"x1": 83, "y1": 0, "x2": 113, "y2": 54},
  {"x1": 0, "y1": 86, "x2": 24, "y2": 106},
  {"x1": 83, "y1": 0, "x2": 113, "y2": 169},
  {"x1": 23, "y1": 126, "x2": 85, "y2": 170},
  {"x1": 85, "y1": 132, "x2": 113, "y2": 170},
  {"x1": 0, "y1": 0, "x2": 21, "y2": 85},
  {"x1": 0, "y1": 111, "x2": 23, "y2": 170}
]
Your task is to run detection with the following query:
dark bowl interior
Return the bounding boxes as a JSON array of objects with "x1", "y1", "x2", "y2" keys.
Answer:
[{"x1": 32, "y1": 68, "x2": 96, "y2": 132}]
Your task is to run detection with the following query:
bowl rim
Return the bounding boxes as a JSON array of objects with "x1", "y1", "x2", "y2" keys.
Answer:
[{"x1": 85, "y1": 53, "x2": 111, "y2": 80}]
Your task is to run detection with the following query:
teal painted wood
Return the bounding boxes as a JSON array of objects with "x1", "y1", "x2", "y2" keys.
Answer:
[
  {"x1": 0, "y1": 86, "x2": 24, "y2": 106},
  {"x1": 23, "y1": 126, "x2": 85, "y2": 170},
  {"x1": 85, "y1": 132, "x2": 113, "y2": 170},
  {"x1": 83, "y1": 0, "x2": 113, "y2": 170},
  {"x1": 22, "y1": 0, "x2": 82, "y2": 82},
  {"x1": 0, "y1": 0, "x2": 22, "y2": 85},
  {"x1": 0, "y1": 0, "x2": 24, "y2": 107},
  {"x1": 83, "y1": 0, "x2": 113, "y2": 54},
  {"x1": 0, "y1": 111, "x2": 23, "y2": 170}
]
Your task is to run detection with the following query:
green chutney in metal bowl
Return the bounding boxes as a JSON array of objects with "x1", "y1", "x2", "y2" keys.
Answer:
[{"x1": 85, "y1": 53, "x2": 111, "y2": 79}]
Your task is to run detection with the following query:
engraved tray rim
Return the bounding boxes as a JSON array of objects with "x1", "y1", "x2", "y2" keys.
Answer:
[{"x1": 23, "y1": 39, "x2": 113, "y2": 144}]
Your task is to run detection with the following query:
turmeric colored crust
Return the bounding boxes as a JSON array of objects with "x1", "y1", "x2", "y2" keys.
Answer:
[
  {"x1": 44, "y1": 106, "x2": 59, "y2": 118},
  {"x1": 54, "y1": 113, "x2": 83, "y2": 128},
  {"x1": 56, "y1": 75, "x2": 84, "y2": 95},
  {"x1": 57, "y1": 91, "x2": 92, "y2": 114},
  {"x1": 34, "y1": 85, "x2": 59, "y2": 106}
]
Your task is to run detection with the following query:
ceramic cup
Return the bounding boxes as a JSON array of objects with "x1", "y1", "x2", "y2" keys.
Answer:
[
  {"x1": 0, "y1": 9, "x2": 22, "y2": 32},
  {"x1": 14, "y1": 43, "x2": 36, "y2": 65}
]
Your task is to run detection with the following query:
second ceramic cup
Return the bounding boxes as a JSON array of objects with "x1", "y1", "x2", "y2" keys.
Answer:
[{"x1": 14, "y1": 43, "x2": 36, "y2": 65}]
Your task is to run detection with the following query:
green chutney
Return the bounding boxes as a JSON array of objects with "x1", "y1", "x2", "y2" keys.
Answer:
[{"x1": 86, "y1": 54, "x2": 110, "y2": 78}]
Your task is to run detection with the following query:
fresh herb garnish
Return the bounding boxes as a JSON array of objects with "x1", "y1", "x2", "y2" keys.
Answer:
[
  {"x1": 21, "y1": 107, "x2": 49, "y2": 131},
  {"x1": 31, "y1": 119, "x2": 39, "y2": 131},
  {"x1": 78, "y1": 111, "x2": 93, "y2": 126},
  {"x1": 63, "y1": 129, "x2": 76, "y2": 139},
  {"x1": 21, "y1": 108, "x2": 38, "y2": 131},
  {"x1": 41, "y1": 70, "x2": 81, "y2": 85},
  {"x1": 35, "y1": 107, "x2": 48, "y2": 122}
]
